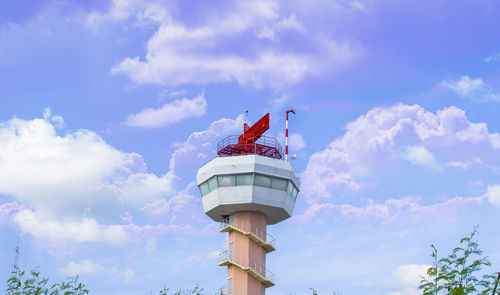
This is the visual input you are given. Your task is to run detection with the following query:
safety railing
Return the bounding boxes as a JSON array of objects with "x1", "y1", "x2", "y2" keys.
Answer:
[
  {"x1": 217, "y1": 135, "x2": 283, "y2": 159},
  {"x1": 218, "y1": 251, "x2": 275, "y2": 285},
  {"x1": 220, "y1": 216, "x2": 276, "y2": 249}
]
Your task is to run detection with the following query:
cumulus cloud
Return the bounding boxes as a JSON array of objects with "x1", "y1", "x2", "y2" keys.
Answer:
[
  {"x1": 140, "y1": 182, "x2": 195, "y2": 224},
  {"x1": 14, "y1": 210, "x2": 130, "y2": 245},
  {"x1": 487, "y1": 184, "x2": 500, "y2": 207},
  {"x1": 290, "y1": 133, "x2": 307, "y2": 151},
  {"x1": 125, "y1": 92, "x2": 207, "y2": 128},
  {"x1": 293, "y1": 195, "x2": 484, "y2": 224},
  {"x1": 59, "y1": 260, "x2": 134, "y2": 281},
  {"x1": 278, "y1": 132, "x2": 307, "y2": 153},
  {"x1": 442, "y1": 76, "x2": 500, "y2": 102},
  {"x1": 43, "y1": 108, "x2": 65, "y2": 128},
  {"x1": 0, "y1": 113, "x2": 172, "y2": 245},
  {"x1": 385, "y1": 264, "x2": 432, "y2": 295},
  {"x1": 0, "y1": 202, "x2": 27, "y2": 225},
  {"x1": 301, "y1": 104, "x2": 500, "y2": 201},
  {"x1": 393, "y1": 264, "x2": 431, "y2": 287},
  {"x1": 402, "y1": 146, "x2": 441, "y2": 171},
  {"x1": 59, "y1": 260, "x2": 104, "y2": 276},
  {"x1": 106, "y1": 0, "x2": 361, "y2": 89},
  {"x1": 168, "y1": 114, "x2": 244, "y2": 178}
]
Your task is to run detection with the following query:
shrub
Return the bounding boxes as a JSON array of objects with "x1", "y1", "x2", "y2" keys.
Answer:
[{"x1": 419, "y1": 225, "x2": 499, "y2": 295}]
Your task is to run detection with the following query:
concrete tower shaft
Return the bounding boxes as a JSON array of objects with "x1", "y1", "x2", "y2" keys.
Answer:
[{"x1": 224, "y1": 212, "x2": 268, "y2": 295}]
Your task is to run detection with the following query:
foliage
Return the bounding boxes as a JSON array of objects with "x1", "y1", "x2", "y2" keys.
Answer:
[
  {"x1": 6, "y1": 267, "x2": 89, "y2": 295},
  {"x1": 149, "y1": 285, "x2": 226, "y2": 295},
  {"x1": 419, "y1": 225, "x2": 500, "y2": 295},
  {"x1": 5, "y1": 265, "x2": 340, "y2": 295},
  {"x1": 306, "y1": 289, "x2": 341, "y2": 295}
]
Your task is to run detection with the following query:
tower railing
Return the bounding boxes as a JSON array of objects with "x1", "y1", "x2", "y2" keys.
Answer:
[
  {"x1": 220, "y1": 216, "x2": 276, "y2": 249},
  {"x1": 218, "y1": 250, "x2": 275, "y2": 285},
  {"x1": 217, "y1": 135, "x2": 283, "y2": 159}
]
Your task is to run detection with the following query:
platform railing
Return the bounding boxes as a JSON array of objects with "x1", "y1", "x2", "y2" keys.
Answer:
[
  {"x1": 217, "y1": 135, "x2": 283, "y2": 159},
  {"x1": 221, "y1": 216, "x2": 276, "y2": 249},
  {"x1": 218, "y1": 250, "x2": 275, "y2": 284}
]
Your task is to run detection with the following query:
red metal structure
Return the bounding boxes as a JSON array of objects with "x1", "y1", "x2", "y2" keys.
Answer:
[{"x1": 217, "y1": 113, "x2": 282, "y2": 159}]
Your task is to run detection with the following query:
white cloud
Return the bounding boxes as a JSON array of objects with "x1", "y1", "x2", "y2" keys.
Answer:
[
  {"x1": 278, "y1": 132, "x2": 307, "y2": 153},
  {"x1": 301, "y1": 104, "x2": 500, "y2": 201},
  {"x1": 107, "y1": 0, "x2": 361, "y2": 89},
  {"x1": 0, "y1": 202, "x2": 27, "y2": 225},
  {"x1": 350, "y1": 1, "x2": 366, "y2": 11},
  {"x1": 293, "y1": 195, "x2": 484, "y2": 224},
  {"x1": 59, "y1": 260, "x2": 104, "y2": 276},
  {"x1": 402, "y1": 146, "x2": 441, "y2": 171},
  {"x1": 207, "y1": 250, "x2": 221, "y2": 259},
  {"x1": 107, "y1": 114, "x2": 250, "y2": 241},
  {"x1": 393, "y1": 264, "x2": 431, "y2": 287},
  {"x1": 0, "y1": 113, "x2": 172, "y2": 244},
  {"x1": 125, "y1": 92, "x2": 207, "y2": 128},
  {"x1": 485, "y1": 52, "x2": 500, "y2": 63},
  {"x1": 141, "y1": 182, "x2": 195, "y2": 223},
  {"x1": 59, "y1": 260, "x2": 134, "y2": 282},
  {"x1": 385, "y1": 264, "x2": 432, "y2": 295},
  {"x1": 289, "y1": 133, "x2": 307, "y2": 151},
  {"x1": 15, "y1": 210, "x2": 130, "y2": 245},
  {"x1": 167, "y1": 89, "x2": 187, "y2": 98},
  {"x1": 43, "y1": 108, "x2": 65, "y2": 128},
  {"x1": 120, "y1": 269, "x2": 135, "y2": 282},
  {"x1": 445, "y1": 157, "x2": 482, "y2": 169},
  {"x1": 487, "y1": 184, "x2": 500, "y2": 207},
  {"x1": 168, "y1": 114, "x2": 244, "y2": 178},
  {"x1": 442, "y1": 76, "x2": 500, "y2": 102}
]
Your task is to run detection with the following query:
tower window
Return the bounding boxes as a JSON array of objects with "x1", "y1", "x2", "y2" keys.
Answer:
[
  {"x1": 271, "y1": 178, "x2": 288, "y2": 191},
  {"x1": 208, "y1": 177, "x2": 218, "y2": 191},
  {"x1": 291, "y1": 187, "x2": 298, "y2": 200},
  {"x1": 254, "y1": 174, "x2": 272, "y2": 188},
  {"x1": 199, "y1": 182, "x2": 209, "y2": 196},
  {"x1": 236, "y1": 173, "x2": 253, "y2": 186},
  {"x1": 198, "y1": 173, "x2": 298, "y2": 196},
  {"x1": 218, "y1": 175, "x2": 235, "y2": 187}
]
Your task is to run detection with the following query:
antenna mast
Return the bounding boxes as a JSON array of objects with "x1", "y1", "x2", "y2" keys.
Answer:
[
  {"x1": 285, "y1": 108, "x2": 295, "y2": 161},
  {"x1": 13, "y1": 229, "x2": 20, "y2": 271}
]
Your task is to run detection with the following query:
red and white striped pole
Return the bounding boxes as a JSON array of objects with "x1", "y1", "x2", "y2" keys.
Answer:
[{"x1": 285, "y1": 108, "x2": 295, "y2": 160}]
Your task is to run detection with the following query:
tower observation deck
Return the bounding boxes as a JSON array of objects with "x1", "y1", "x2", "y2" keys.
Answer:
[{"x1": 197, "y1": 113, "x2": 300, "y2": 295}]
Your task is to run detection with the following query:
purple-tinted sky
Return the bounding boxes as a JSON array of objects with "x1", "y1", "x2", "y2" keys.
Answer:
[{"x1": 1, "y1": 1, "x2": 500, "y2": 294}]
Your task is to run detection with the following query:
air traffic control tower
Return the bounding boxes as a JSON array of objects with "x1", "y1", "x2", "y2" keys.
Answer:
[{"x1": 197, "y1": 112, "x2": 300, "y2": 295}]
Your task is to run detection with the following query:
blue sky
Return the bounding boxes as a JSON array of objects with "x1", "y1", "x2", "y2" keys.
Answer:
[{"x1": 1, "y1": 1, "x2": 500, "y2": 294}]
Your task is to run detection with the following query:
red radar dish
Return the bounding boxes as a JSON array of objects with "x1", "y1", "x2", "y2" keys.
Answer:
[{"x1": 217, "y1": 113, "x2": 282, "y2": 159}]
